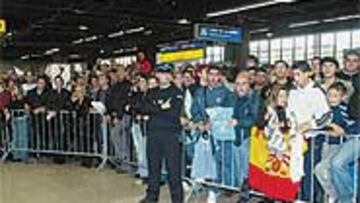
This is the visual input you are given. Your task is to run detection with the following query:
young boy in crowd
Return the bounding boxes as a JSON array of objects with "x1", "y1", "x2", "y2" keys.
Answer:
[
  {"x1": 331, "y1": 73, "x2": 360, "y2": 203},
  {"x1": 315, "y1": 82, "x2": 357, "y2": 203}
]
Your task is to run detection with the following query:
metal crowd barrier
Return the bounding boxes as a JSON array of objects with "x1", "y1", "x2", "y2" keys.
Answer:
[
  {"x1": 2, "y1": 109, "x2": 359, "y2": 203},
  {"x1": 1, "y1": 110, "x2": 109, "y2": 170},
  {"x1": 0, "y1": 121, "x2": 10, "y2": 161},
  {"x1": 180, "y1": 129, "x2": 360, "y2": 203},
  {"x1": 307, "y1": 134, "x2": 359, "y2": 203}
]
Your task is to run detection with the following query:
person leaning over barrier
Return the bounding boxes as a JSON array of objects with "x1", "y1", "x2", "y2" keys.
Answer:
[
  {"x1": 314, "y1": 82, "x2": 358, "y2": 203},
  {"x1": 126, "y1": 63, "x2": 184, "y2": 203},
  {"x1": 287, "y1": 61, "x2": 332, "y2": 203},
  {"x1": 230, "y1": 71, "x2": 260, "y2": 201},
  {"x1": 190, "y1": 65, "x2": 236, "y2": 203}
]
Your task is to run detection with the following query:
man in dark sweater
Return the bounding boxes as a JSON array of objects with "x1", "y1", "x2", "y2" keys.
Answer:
[
  {"x1": 107, "y1": 68, "x2": 132, "y2": 171},
  {"x1": 25, "y1": 76, "x2": 50, "y2": 151},
  {"x1": 130, "y1": 64, "x2": 184, "y2": 203}
]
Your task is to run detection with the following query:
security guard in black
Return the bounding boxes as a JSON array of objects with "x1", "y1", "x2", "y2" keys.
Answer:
[{"x1": 132, "y1": 64, "x2": 184, "y2": 203}]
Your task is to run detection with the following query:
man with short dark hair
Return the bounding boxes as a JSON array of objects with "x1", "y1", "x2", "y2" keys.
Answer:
[
  {"x1": 130, "y1": 64, "x2": 184, "y2": 203},
  {"x1": 338, "y1": 50, "x2": 359, "y2": 82},
  {"x1": 288, "y1": 61, "x2": 332, "y2": 203},
  {"x1": 191, "y1": 65, "x2": 236, "y2": 203},
  {"x1": 26, "y1": 76, "x2": 51, "y2": 152},
  {"x1": 320, "y1": 57, "x2": 354, "y2": 100},
  {"x1": 246, "y1": 55, "x2": 259, "y2": 69}
]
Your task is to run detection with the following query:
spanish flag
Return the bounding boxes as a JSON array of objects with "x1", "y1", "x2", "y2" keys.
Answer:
[{"x1": 248, "y1": 127, "x2": 301, "y2": 201}]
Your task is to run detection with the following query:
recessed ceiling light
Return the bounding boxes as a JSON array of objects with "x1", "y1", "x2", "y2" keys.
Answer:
[
  {"x1": 178, "y1": 19, "x2": 191, "y2": 24},
  {"x1": 79, "y1": 25, "x2": 89, "y2": 31}
]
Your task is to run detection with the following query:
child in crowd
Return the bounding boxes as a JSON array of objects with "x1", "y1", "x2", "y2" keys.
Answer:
[{"x1": 315, "y1": 82, "x2": 357, "y2": 203}]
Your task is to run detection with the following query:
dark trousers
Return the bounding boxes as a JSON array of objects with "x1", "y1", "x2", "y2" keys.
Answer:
[
  {"x1": 300, "y1": 136, "x2": 324, "y2": 201},
  {"x1": 146, "y1": 130, "x2": 183, "y2": 203}
]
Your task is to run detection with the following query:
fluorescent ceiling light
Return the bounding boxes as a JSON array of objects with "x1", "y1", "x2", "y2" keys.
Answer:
[
  {"x1": 108, "y1": 31, "x2": 125, "y2": 38},
  {"x1": 323, "y1": 14, "x2": 360, "y2": 23},
  {"x1": 108, "y1": 27, "x2": 144, "y2": 38},
  {"x1": 113, "y1": 49, "x2": 124, "y2": 54},
  {"x1": 79, "y1": 25, "x2": 89, "y2": 31},
  {"x1": 250, "y1": 28, "x2": 270, "y2": 34},
  {"x1": 206, "y1": 0, "x2": 296, "y2": 18},
  {"x1": 288, "y1": 20, "x2": 320, "y2": 28},
  {"x1": 44, "y1": 48, "x2": 60, "y2": 55},
  {"x1": 84, "y1": 35, "x2": 98, "y2": 42},
  {"x1": 178, "y1": 19, "x2": 191, "y2": 24},
  {"x1": 274, "y1": 0, "x2": 296, "y2": 3},
  {"x1": 72, "y1": 38, "x2": 84, "y2": 44},
  {"x1": 125, "y1": 26, "x2": 145, "y2": 34}
]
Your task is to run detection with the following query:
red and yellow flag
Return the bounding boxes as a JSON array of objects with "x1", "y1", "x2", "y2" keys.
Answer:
[{"x1": 248, "y1": 127, "x2": 300, "y2": 201}]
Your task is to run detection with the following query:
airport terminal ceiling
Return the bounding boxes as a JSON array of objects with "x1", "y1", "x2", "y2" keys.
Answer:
[{"x1": 0, "y1": 0, "x2": 359, "y2": 60}]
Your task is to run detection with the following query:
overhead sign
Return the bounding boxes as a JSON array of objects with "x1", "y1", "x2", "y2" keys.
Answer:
[
  {"x1": 194, "y1": 24, "x2": 243, "y2": 43},
  {"x1": 158, "y1": 40, "x2": 205, "y2": 52},
  {"x1": 157, "y1": 48, "x2": 205, "y2": 63},
  {"x1": 0, "y1": 19, "x2": 6, "y2": 33}
]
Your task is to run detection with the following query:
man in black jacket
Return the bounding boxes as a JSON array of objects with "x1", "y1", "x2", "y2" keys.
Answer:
[
  {"x1": 130, "y1": 64, "x2": 184, "y2": 203},
  {"x1": 25, "y1": 76, "x2": 50, "y2": 151},
  {"x1": 107, "y1": 68, "x2": 132, "y2": 171}
]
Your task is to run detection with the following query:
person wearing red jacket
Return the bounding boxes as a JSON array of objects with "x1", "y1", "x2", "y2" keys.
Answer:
[{"x1": 137, "y1": 52, "x2": 153, "y2": 76}]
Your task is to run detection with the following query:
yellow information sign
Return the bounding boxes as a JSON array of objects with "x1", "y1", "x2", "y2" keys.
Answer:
[
  {"x1": 0, "y1": 19, "x2": 6, "y2": 33},
  {"x1": 157, "y1": 49, "x2": 205, "y2": 63}
]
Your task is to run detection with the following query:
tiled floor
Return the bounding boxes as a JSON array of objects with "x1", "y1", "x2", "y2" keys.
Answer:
[
  {"x1": 0, "y1": 163, "x2": 169, "y2": 203},
  {"x1": 0, "y1": 163, "x2": 252, "y2": 203}
]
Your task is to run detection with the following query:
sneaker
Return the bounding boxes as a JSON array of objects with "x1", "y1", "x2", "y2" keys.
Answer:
[
  {"x1": 327, "y1": 197, "x2": 337, "y2": 203},
  {"x1": 207, "y1": 191, "x2": 217, "y2": 203}
]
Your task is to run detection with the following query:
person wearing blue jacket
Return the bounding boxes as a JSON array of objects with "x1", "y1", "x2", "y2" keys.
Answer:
[
  {"x1": 190, "y1": 65, "x2": 236, "y2": 203},
  {"x1": 314, "y1": 82, "x2": 358, "y2": 203},
  {"x1": 230, "y1": 71, "x2": 260, "y2": 199},
  {"x1": 331, "y1": 74, "x2": 360, "y2": 203}
]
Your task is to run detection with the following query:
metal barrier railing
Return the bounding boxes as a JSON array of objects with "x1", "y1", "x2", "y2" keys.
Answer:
[
  {"x1": 1, "y1": 109, "x2": 358, "y2": 203},
  {"x1": 0, "y1": 121, "x2": 10, "y2": 161},
  {"x1": 182, "y1": 128, "x2": 360, "y2": 203},
  {"x1": 2, "y1": 110, "x2": 109, "y2": 170}
]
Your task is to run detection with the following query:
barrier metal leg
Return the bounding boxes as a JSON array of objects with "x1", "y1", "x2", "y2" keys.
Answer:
[{"x1": 96, "y1": 117, "x2": 108, "y2": 172}]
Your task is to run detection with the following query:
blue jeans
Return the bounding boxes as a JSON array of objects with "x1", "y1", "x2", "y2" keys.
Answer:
[
  {"x1": 300, "y1": 136, "x2": 323, "y2": 201},
  {"x1": 11, "y1": 117, "x2": 29, "y2": 161},
  {"x1": 233, "y1": 138, "x2": 249, "y2": 188},
  {"x1": 215, "y1": 140, "x2": 234, "y2": 187},
  {"x1": 331, "y1": 137, "x2": 360, "y2": 203}
]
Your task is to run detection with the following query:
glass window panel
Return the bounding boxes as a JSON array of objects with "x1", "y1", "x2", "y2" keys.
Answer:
[
  {"x1": 281, "y1": 38, "x2": 293, "y2": 64},
  {"x1": 321, "y1": 32, "x2": 335, "y2": 57},
  {"x1": 259, "y1": 40, "x2": 269, "y2": 64},
  {"x1": 352, "y1": 29, "x2": 360, "y2": 49},
  {"x1": 295, "y1": 36, "x2": 306, "y2": 61},
  {"x1": 270, "y1": 39, "x2": 281, "y2": 64},
  {"x1": 336, "y1": 31, "x2": 351, "y2": 66},
  {"x1": 307, "y1": 35, "x2": 316, "y2": 60},
  {"x1": 250, "y1": 41, "x2": 259, "y2": 56}
]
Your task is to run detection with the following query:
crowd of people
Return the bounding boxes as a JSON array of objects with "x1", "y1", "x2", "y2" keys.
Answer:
[{"x1": 0, "y1": 49, "x2": 359, "y2": 203}]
